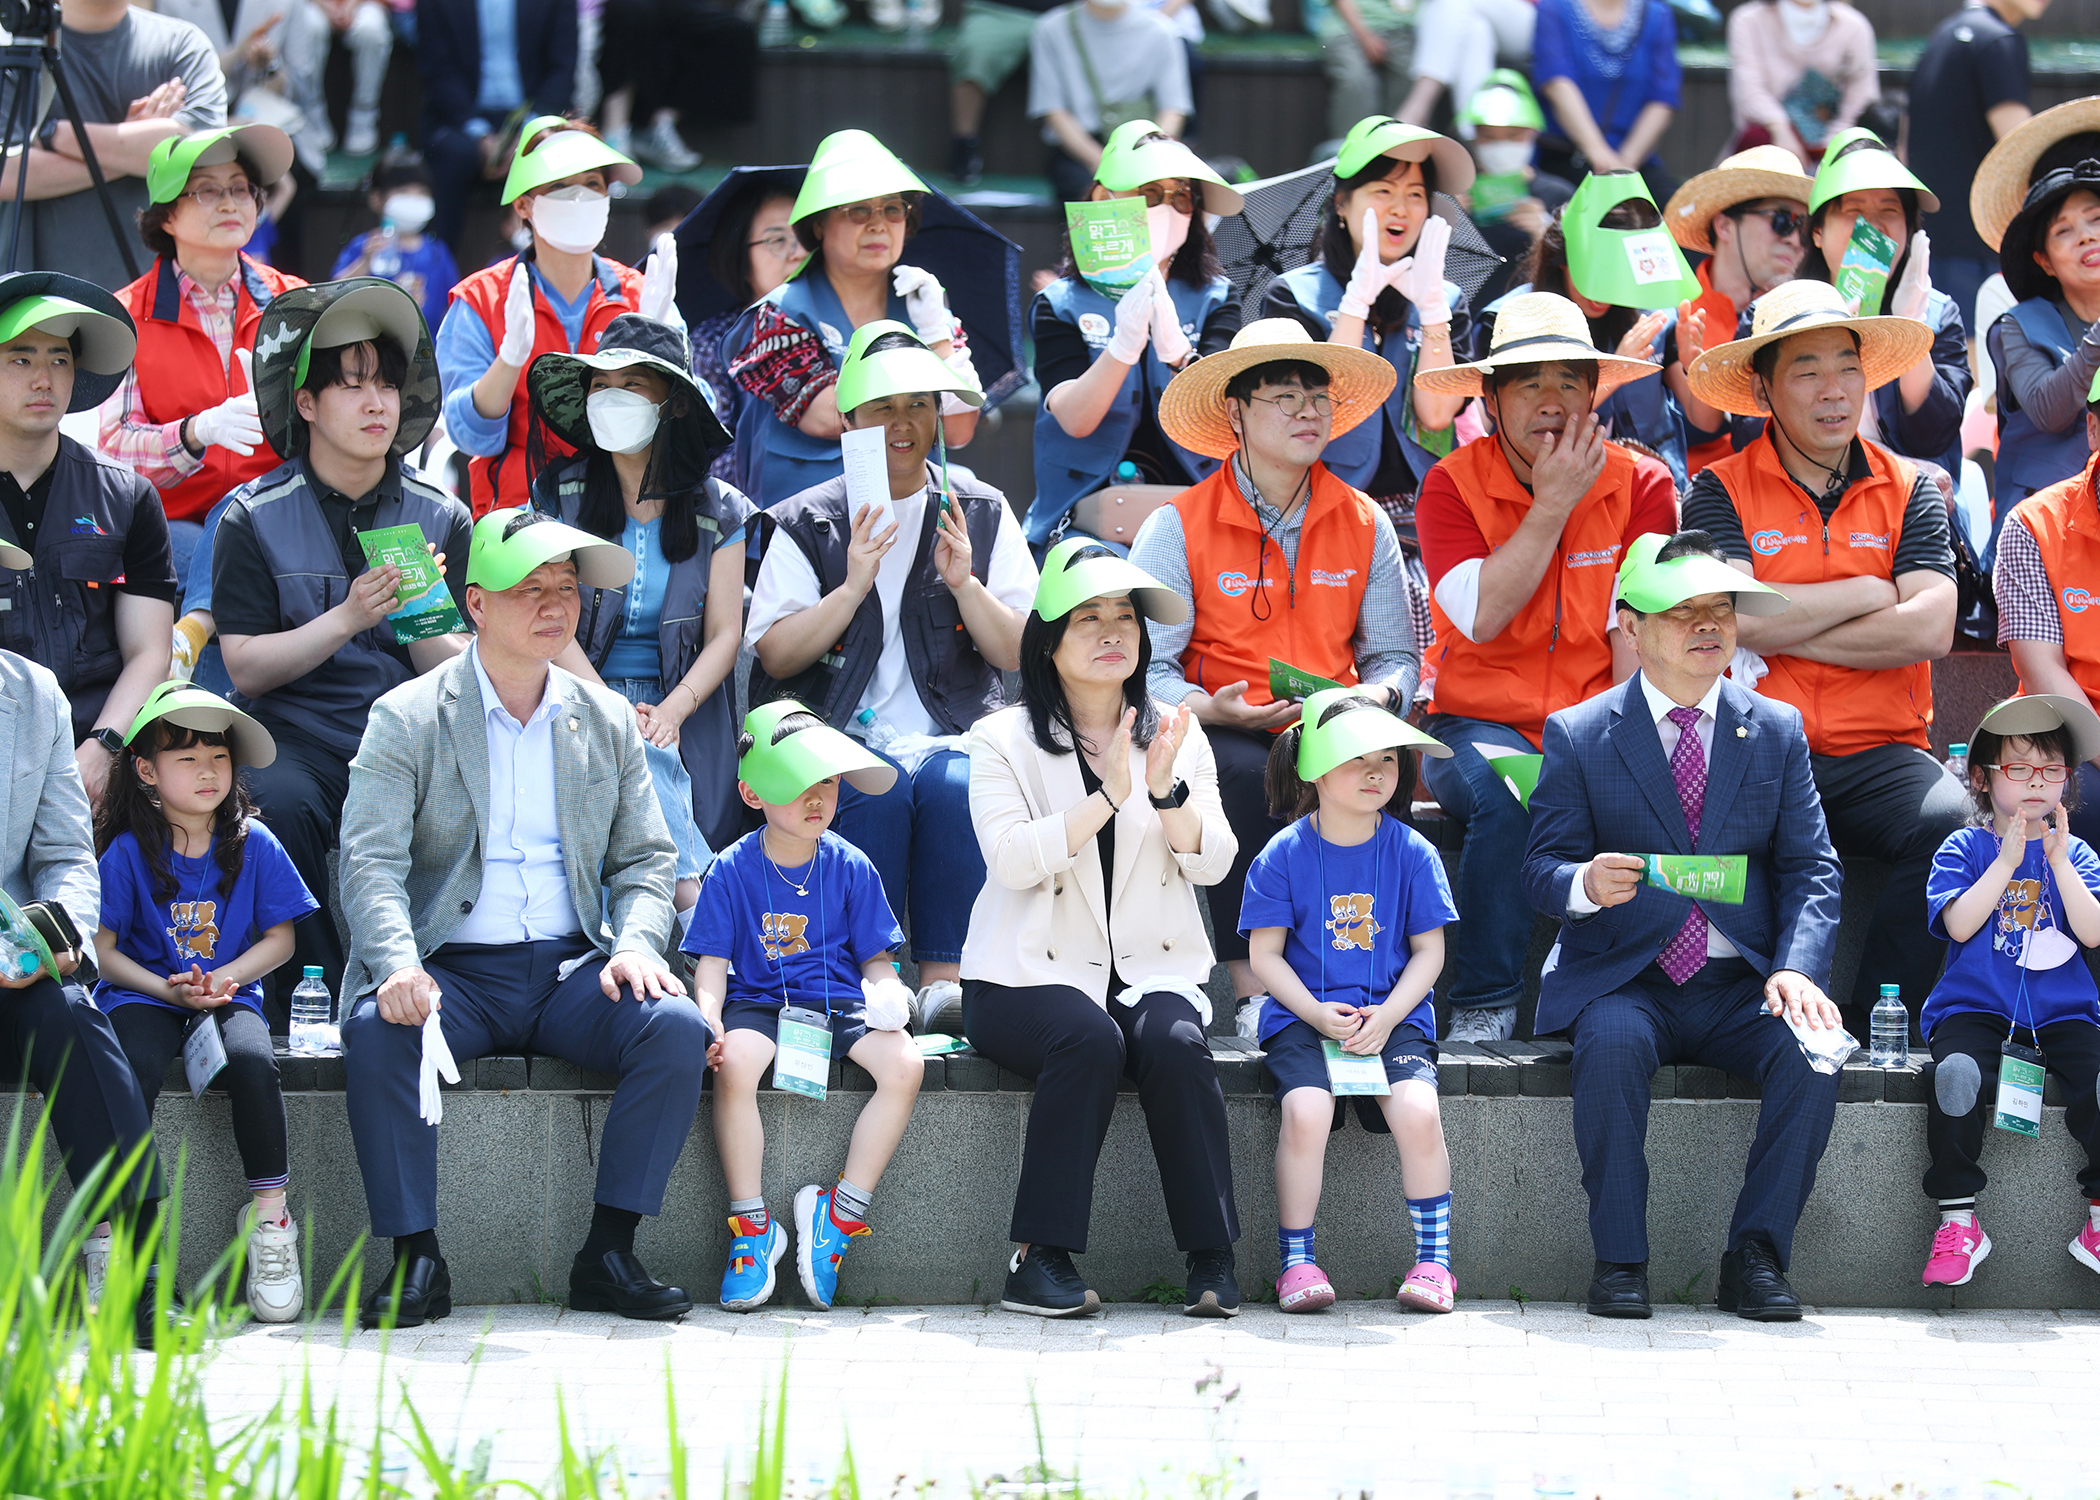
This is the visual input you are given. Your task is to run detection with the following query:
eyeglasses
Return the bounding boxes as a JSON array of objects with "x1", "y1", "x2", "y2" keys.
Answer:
[
  {"x1": 1242, "y1": 390, "x2": 1333, "y2": 419},
  {"x1": 1137, "y1": 180, "x2": 1195, "y2": 215},
  {"x1": 1729, "y1": 205, "x2": 1807, "y2": 242},
  {"x1": 179, "y1": 180, "x2": 263, "y2": 211},
  {"x1": 1991, "y1": 763, "x2": 2071, "y2": 783},
  {"x1": 838, "y1": 198, "x2": 909, "y2": 226},
  {"x1": 748, "y1": 229, "x2": 797, "y2": 257}
]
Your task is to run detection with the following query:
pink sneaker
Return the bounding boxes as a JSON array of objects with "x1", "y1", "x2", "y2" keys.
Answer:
[
  {"x1": 1275, "y1": 1261, "x2": 1335, "y2": 1313},
  {"x1": 1395, "y1": 1261, "x2": 1455, "y2": 1312},
  {"x1": 2071, "y1": 1219, "x2": 2100, "y2": 1276},
  {"x1": 1922, "y1": 1215, "x2": 1991, "y2": 1286}
]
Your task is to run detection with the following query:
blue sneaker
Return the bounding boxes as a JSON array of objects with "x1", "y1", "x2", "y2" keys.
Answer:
[
  {"x1": 793, "y1": 1184, "x2": 869, "y2": 1310},
  {"x1": 720, "y1": 1215, "x2": 786, "y2": 1312}
]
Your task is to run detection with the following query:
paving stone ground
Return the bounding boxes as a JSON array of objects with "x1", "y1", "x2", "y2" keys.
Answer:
[{"x1": 201, "y1": 1300, "x2": 2100, "y2": 1498}]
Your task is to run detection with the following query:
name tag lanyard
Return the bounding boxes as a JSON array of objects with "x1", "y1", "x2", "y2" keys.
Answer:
[
  {"x1": 1316, "y1": 811, "x2": 1391, "y2": 1097},
  {"x1": 768, "y1": 844, "x2": 835, "y2": 1100},
  {"x1": 1995, "y1": 864, "x2": 2053, "y2": 1139}
]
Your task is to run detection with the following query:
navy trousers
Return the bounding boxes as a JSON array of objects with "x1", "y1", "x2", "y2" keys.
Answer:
[
  {"x1": 343, "y1": 939, "x2": 710, "y2": 1238},
  {"x1": 1567, "y1": 958, "x2": 1841, "y2": 1269},
  {"x1": 1, "y1": 977, "x2": 163, "y2": 1205}
]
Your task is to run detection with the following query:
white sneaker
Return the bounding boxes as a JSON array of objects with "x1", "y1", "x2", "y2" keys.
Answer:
[
  {"x1": 82, "y1": 1222, "x2": 113, "y2": 1308},
  {"x1": 239, "y1": 1204, "x2": 304, "y2": 1323},
  {"x1": 869, "y1": 0, "x2": 905, "y2": 28},
  {"x1": 636, "y1": 118, "x2": 701, "y2": 172},
  {"x1": 1236, "y1": 997, "x2": 1267, "y2": 1041},
  {"x1": 912, "y1": 979, "x2": 963, "y2": 1035},
  {"x1": 1446, "y1": 1007, "x2": 1515, "y2": 1044},
  {"x1": 343, "y1": 107, "x2": 380, "y2": 156}
]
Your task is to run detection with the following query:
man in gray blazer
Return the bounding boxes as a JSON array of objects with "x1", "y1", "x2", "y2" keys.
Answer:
[{"x1": 340, "y1": 508, "x2": 711, "y2": 1330}]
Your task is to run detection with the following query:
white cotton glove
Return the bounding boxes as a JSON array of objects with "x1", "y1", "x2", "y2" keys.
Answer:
[
  {"x1": 1394, "y1": 213, "x2": 1452, "y2": 328},
  {"x1": 418, "y1": 1003, "x2": 458, "y2": 1125},
  {"x1": 891, "y1": 263, "x2": 952, "y2": 346},
  {"x1": 1339, "y1": 208, "x2": 1401, "y2": 322},
  {"x1": 189, "y1": 349, "x2": 261, "y2": 457},
  {"x1": 639, "y1": 232, "x2": 679, "y2": 324},
  {"x1": 1893, "y1": 229, "x2": 1934, "y2": 325},
  {"x1": 1150, "y1": 280, "x2": 1192, "y2": 367},
  {"x1": 861, "y1": 975, "x2": 912, "y2": 1032},
  {"x1": 1106, "y1": 270, "x2": 1157, "y2": 365},
  {"x1": 940, "y1": 342, "x2": 981, "y2": 415},
  {"x1": 497, "y1": 260, "x2": 536, "y2": 367}
]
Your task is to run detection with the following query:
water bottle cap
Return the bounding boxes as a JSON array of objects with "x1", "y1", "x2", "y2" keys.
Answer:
[
  {"x1": 1949, "y1": 743, "x2": 1967, "y2": 754},
  {"x1": 303, "y1": 966, "x2": 324, "y2": 978},
  {"x1": 857, "y1": 709, "x2": 874, "y2": 724},
  {"x1": 1879, "y1": 983, "x2": 1900, "y2": 998}
]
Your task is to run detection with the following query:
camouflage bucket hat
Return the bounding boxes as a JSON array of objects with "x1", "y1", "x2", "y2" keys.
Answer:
[
  {"x1": 526, "y1": 313, "x2": 729, "y2": 455},
  {"x1": 251, "y1": 277, "x2": 439, "y2": 460}
]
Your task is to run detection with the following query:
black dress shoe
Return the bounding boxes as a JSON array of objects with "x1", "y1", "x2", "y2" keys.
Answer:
[
  {"x1": 1585, "y1": 1259, "x2": 1652, "y2": 1319},
  {"x1": 1718, "y1": 1239, "x2": 1802, "y2": 1322},
  {"x1": 134, "y1": 1263, "x2": 192, "y2": 1351},
  {"x1": 569, "y1": 1248, "x2": 692, "y2": 1320},
  {"x1": 359, "y1": 1253, "x2": 452, "y2": 1330}
]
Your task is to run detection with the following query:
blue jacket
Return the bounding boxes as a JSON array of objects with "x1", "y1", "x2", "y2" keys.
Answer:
[
  {"x1": 1521, "y1": 674, "x2": 1843, "y2": 1036},
  {"x1": 1994, "y1": 297, "x2": 2092, "y2": 510},
  {"x1": 416, "y1": 0, "x2": 575, "y2": 133}
]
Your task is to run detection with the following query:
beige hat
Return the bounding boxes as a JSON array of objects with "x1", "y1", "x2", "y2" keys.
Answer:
[
  {"x1": 1412, "y1": 291, "x2": 1659, "y2": 401},
  {"x1": 1662, "y1": 145, "x2": 1817, "y2": 254},
  {"x1": 1971, "y1": 96, "x2": 2100, "y2": 253},
  {"x1": 1684, "y1": 279, "x2": 1935, "y2": 418},
  {"x1": 1156, "y1": 318, "x2": 1395, "y2": 461}
]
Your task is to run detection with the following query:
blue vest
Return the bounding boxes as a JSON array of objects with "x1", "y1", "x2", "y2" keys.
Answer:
[
  {"x1": 1270, "y1": 263, "x2": 1457, "y2": 494},
  {"x1": 721, "y1": 268, "x2": 914, "y2": 508},
  {"x1": 1026, "y1": 273, "x2": 1228, "y2": 545},
  {"x1": 1996, "y1": 298, "x2": 2093, "y2": 509}
]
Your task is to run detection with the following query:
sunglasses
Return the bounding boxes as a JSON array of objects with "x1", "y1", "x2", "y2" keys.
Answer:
[{"x1": 1728, "y1": 205, "x2": 1807, "y2": 242}]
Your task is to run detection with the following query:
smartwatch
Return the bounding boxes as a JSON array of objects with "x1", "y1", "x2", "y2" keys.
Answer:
[
  {"x1": 1148, "y1": 779, "x2": 1190, "y2": 810},
  {"x1": 89, "y1": 727, "x2": 126, "y2": 757}
]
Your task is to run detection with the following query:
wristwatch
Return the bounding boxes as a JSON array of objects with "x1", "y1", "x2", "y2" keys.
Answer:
[
  {"x1": 89, "y1": 727, "x2": 125, "y2": 757},
  {"x1": 1148, "y1": 779, "x2": 1190, "y2": 810}
]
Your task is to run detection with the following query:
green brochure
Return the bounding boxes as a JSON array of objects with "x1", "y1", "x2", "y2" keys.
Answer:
[
  {"x1": 914, "y1": 1034, "x2": 971, "y2": 1056},
  {"x1": 1834, "y1": 219, "x2": 1897, "y2": 318},
  {"x1": 1482, "y1": 749, "x2": 1543, "y2": 809},
  {"x1": 357, "y1": 524, "x2": 466, "y2": 644},
  {"x1": 1643, "y1": 853, "x2": 1748, "y2": 905},
  {"x1": 1269, "y1": 658, "x2": 1345, "y2": 704},
  {"x1": 1469, "y1": 172, "x2": 1530, "y2": 221},
  {"x1": 1065, "y1": 197, "x2": 1153, "y2": 299}
]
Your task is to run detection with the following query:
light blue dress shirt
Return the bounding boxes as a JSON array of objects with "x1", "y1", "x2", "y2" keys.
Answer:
[
  {"x1": 453, "y1": 645, "x2": 585, "y2": 945},
  {"x1": 475, "y1": 0, "x2": 524, "y2": 116}
]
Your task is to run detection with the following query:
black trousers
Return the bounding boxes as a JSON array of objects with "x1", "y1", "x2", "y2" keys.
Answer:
[
  {"x1": 1925, "y1": 1011, "x2": 2100, "y2": 1200},
  {"x1": 240, "y1": 724, "x2": 349, "y2": 1021},
  {"x1": 599, "y1": 0, "x2": 757, "y2": 124},
  {"x1": 108, "y1": 1004, "x2": 288, "y2": 1190},
  {"x1": 0, "y1": 978, "x2": 163, "y2": 1206},
  {"x1": 1204, "y1": 726, "x2": 1285, "y2": 964},
  {"x1": 963, "y1": 979, "x2": 1239, "y2": 1254}
]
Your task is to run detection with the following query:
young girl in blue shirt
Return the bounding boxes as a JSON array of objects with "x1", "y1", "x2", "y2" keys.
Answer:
[{"x1": 1240, "y1": 689, "x2": 1460, "y2": 1313}]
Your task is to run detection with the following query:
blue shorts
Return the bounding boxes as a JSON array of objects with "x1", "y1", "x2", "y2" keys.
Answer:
[
  {"x1": 721, "y1": 997, "x2": 869, "y2": 1058},
  {"x1": 1262, "y1": 1017, "x2": 1438, "y2": 1133}
]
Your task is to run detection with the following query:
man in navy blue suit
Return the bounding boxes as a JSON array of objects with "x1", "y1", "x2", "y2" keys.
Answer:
[{"x1": 1523, "y1": 530, "x2": 1846, "y2": 1322}]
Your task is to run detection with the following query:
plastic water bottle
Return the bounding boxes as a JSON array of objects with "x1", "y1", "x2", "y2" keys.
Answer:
[
  {"x1": 1114, "y1": 459, "x2": 1140, "y2": 486},
  {"x1": 855, "y1": 708, "x2": 900, "y2": 754},
  {"x1": 288, "y1": 966, "x2": 337, "y2": 1056},
  {"x1": 1870, "y1": 982, "x2": 1908, "y2": 1069},
  {"x1": 369, "y1": 222, "x2": 402, "y2": 281},
  {"x1": 760, "y1": 0, "x2": 791, "y2": 44},
  {"x1": 1944, "y1": 742, "x2": 1968, "y2": 782}
]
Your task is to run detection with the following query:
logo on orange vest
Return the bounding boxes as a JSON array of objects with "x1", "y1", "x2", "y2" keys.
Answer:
[
  {"x1": 1565, "y1": 545, "x2": 1622, "y2": 569},
  {"x1": 2066, "y1": 587, "x2": 2093, "y2": 615},
  {"x1": 1310, "y1": 568, "x2": 1358, "y2": 588},
  {"x1": 1750, "y1": 529, "x2": 1806, "y2": 555},
  {"x1": 1215, "y1": 570, "x2": 1272, "y2": 598},
  {"x1": 1848, "y1": 531, "x2": 1891, "y2": 550},
  {"x1": 761, "y1": 912, "x2": 811, "y2": 960},
  {"x1": 1325, "y1": 893, "x2": 1381, "y2": 951}
]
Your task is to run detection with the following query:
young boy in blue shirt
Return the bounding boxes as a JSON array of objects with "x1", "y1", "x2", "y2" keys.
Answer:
[{"x1": 684, "y1": 700, "x2": 924, "y2": 1312}]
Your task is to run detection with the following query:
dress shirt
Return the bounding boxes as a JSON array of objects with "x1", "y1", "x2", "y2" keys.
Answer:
[
  {"x1": 451, "y1": 644, "x2": 584, "y2": 944},
  {"x1": 475, "y1": 0, "x2": 524, "y2": 116}
]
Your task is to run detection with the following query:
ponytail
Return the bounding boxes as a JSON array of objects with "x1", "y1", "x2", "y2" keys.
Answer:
[{"x1": 1265, "y1": 726, "x2": 1319, "y2": 820}]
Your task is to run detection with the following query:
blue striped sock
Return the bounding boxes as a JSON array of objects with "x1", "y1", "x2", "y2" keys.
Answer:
[
  {"x1": 1278, "y1": 1224, "x2": 1316, "y2": 1270},
  {"x1": 1407, "y1": 1192, "x2": 1452, "y2": 1270}
]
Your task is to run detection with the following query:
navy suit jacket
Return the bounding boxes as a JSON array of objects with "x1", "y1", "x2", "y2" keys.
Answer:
[
  {"x1": 417, "y1": 0, "x2": 576, "y2": 134},
  {"x1": 1521, "y1": 674, "x2": 1843, "y2": 1036}
]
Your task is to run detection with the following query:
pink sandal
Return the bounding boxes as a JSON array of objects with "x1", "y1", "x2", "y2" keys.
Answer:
[
  {"x1": 1275, "y1": 1261, "x2": 1336, "y2": 1313},
  {"x1": 1395, "y1": 1261, "x2": 1455, "y2": 1313}
]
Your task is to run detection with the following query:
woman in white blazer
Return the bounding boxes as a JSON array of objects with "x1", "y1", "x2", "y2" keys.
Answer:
[{"x1": 960, "y1": 540, "x2": 1242, "y2": 1320}]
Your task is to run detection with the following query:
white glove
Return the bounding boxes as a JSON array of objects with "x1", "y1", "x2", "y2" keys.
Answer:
[
  {"x1": 497, "y1": 260, "x2": 536, "y2": 368},
  {"x1": 861, "y1": 975, "x2": 912, "y2": 1032},
  {"x1": 1394, "y1": 213, "x2": 1452, "y2": 328},
  {"x1": 891, "y1": 263, "x2": 952, "y2": 346},
  {"x1": 1893, "y1": 229, "x2": 1933, "y2": 325},
  {"x1": 940, "y1": 342, "x2": 981, "y2": 415},
  {"x1": 1150, "y1": 281, "x2": 1192, "y2": 367},
  {"x1": 1338, "y1": 208, "x2": 1404, "y2": 322},
  {"x1": 418, "y1": 1003, "x2": 458, "y2": 1126},
  {"x1": 639, "y1": 232, "x2": 679, "y2": 324},
  {"x1": 189, "y1": 348, "x2": 261, "y2": 457},
  {"x1": 1106, "y1": 271, "x2": 1156, "y2": 365}
]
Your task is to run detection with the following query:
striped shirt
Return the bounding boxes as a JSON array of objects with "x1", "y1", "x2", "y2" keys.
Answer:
[{"x1": 96, "y1": 267, "x2": 237, "y2": 490}]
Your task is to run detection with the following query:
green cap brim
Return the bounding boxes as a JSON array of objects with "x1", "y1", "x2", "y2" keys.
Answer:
[
  {"x1": 1094, "y1": 121, "x2": 1245, "y2": 216},
  {"x1": 1564, "y1": 174, "x2": 1701, "y2": 310},
  {"x1": 290, "y1": 281, "x2": 428, "y2": 388},
  {"x1": 834, "y1": 319, "x2": 982, "y2": 415},
  {"x1": 1460, "y1": 70, "x2": 1546, "y2": 133},
  {"x1": 467, "y1": 508, "x2": 638, "y2": 592},
  {"x1": 1035, "y1": 536, "x2": 1187, "y2": 625},
  {"x1": 2087, "y1": 366, "x2": 2100, "y2": 406},
  {"x1": 1976, "y1": 693, "x2": 2100, "y2": 765},
  {"x1": 1334, "y1": 116, "x2": 1475, "y2": 196},
  {"x1": 0, "y1": 294, "x2": 136, "y2": 375},
  {"x1": 791, "y1": 130, "x2": 928, "y2": 225},
  {"x1": 1809, "y1": 129, "x2": 1940, "y2": 216},
  {"x1": 501, "y1": 121, "x2": 642, "y2": 204},
  {"x1": 125, "y1": 680, "x2": 277, "y2": 767},
  {"x1": 1615, "y1": 533, "x2": 1789, "y2": 616},
  {"x1": 739, "y1": 699, "x2": 899, "y2": 803},
  {"x1": 146, "y1": 123, "x2": 294, "y2": 204},
  {"x1": 1296, "y1": 687, "x2": 1451, "y2": 781}
]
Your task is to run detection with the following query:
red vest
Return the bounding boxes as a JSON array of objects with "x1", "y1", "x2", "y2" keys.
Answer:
[
  {"x1": 1172, "y1": 462, "x2": 1377, "y2": 712},
  {"x1": 1709, "y1": 434, "x2": 1928, "y2": 756},
  {"x1": 115, "y1": 255, "x2": 306, "y2": 524},
  {"x1": 448, "y1": 254, "x2": 644, "y2": 516},
  {"x1": 2007, "y1": 453, "x2": 2100, "y2": 708},
  {"x1": 1685, "y1": 260, "x2": 1740, "y2": 478}
]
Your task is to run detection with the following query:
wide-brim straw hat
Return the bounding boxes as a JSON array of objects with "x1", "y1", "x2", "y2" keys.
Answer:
[
  {"x1": 1685, "y1": 279, "x2": 1934, "y2": 417},
  {"x1": 1413, "y1": 291, "x2": 1659, "y2": 401},
  {"x1": 1157, "y1": 318, "x2": 1395, "y2": 461},
  {"x1": 1972, "y1": 96, "x2": 2100, "y2": 253},
  {"x1": 1662, "y1": 145, "x2": 1817, "y2": 254}
]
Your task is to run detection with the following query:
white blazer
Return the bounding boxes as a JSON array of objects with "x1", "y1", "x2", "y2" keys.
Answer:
[{"x1": 959, "y1": 702, "x2": 1238, "y2": 1007}]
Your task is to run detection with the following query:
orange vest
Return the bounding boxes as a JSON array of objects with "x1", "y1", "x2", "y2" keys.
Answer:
[
  {"x1": 449, "y1": 253, "x2": 644, "y2": 516},
  {"x1": 1710, "y1": 434, "x2": 1927, "y2": 756},
  {"x1": 116, "y1": 255, "x2": 307, "y2": 524},
  {"x1": 1173, "y1": 462, "x2": 1377, "y2": 712},
  {"x1": 1685, "y1": 260, "x2": 1740, "y2": 478},
  {"x1": 2005, "y1": 453, "x2": 2100, "y2": 707},
  {"x1": 1426, "y1": 437, "x2": 1651, "y2": 746}
]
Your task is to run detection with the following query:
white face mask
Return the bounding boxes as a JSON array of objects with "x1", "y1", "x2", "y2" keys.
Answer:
[
  {"x1": 530, "y1": 187, "x2": 611, "y2": 254},
  {"x1": 381, "y1": 193, "x2": 435, "y2": 233},
  {"x1": 586, "y1": 387, "x2": 663, "y2": 454},
  {"x1": 1473, "y1": 140, "x2": 1533, "y2": 177},
  {"x1": 1778, "y1": 0, "x2": 1829, "y2": 46},
  {"x1": 1147, "y1": 201, "x2": 1191, "y2": 266}
]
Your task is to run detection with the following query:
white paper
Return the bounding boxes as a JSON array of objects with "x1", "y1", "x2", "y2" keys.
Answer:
[
  {"x1": 840, "y1": 426, "x2": 893, "y2": 538},
  {"x1": 183, "y1": 1014, "x2": 227, "y2": 1101}
]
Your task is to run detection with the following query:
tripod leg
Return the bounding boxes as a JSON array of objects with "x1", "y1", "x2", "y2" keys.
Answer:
[
  {"x1": 44, "y1": 45, "x2": 141, "y2": 283},
  {"x1": 4, "y1": 59, "x2": 41, "y2": 273}
]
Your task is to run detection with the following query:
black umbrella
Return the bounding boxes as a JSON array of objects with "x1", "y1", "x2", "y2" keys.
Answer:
[
  {"x1": 1212, "y1": 159, "x2": 1503, "y2": 324},
  {"x1": 672, "y1": 164, "x2": 807, "y2": 327}
]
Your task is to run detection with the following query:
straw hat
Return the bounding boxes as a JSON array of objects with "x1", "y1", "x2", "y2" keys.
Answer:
[
  {"x1": 1156, "y1": 318, "x2": 1395, "y2": 461},
  {"x1": 1661, "y1": 146, "x2": 1817, "y2": 254},
  {"x1": 1976, "y1": 693, "x2": 2100, "y2": 766},
  {"x1": 1971, "y1": 96, "x2": 2100, "y2": 253},
  {"x1": 1413, "y1": 291, "x2": 1658, "y2": 400},
  {"x1": 1684, "y1": 279, "x2": 1934, "y2": 418}
]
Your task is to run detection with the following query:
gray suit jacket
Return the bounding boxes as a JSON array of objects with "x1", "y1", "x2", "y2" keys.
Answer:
[
  {"x1": 340, "y1": 649, "x2": 678, "y2": 1000},
  {"x1": 0, "y1": 650, "x2": 98, "y2": 947}
]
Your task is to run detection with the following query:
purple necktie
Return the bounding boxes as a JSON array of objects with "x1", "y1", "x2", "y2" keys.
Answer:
[{"x1": 1658, "y1": 705, "x2": 1708, "y2": 985}]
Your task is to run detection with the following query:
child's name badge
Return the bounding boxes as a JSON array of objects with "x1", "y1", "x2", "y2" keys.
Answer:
[
  {"x1": 1321, "y1": 1039, "x2": 1391, "y2": 1096},
  {"x1": 183, "y1": 1013, "x2": 228, "y2": 1101},
  {"x1": 1994, "y1": 1041, "x2": 2046, "y2": 1138},
  {"x1": 772, "y1": 1005, "x2": 832, "y2": 1100}
]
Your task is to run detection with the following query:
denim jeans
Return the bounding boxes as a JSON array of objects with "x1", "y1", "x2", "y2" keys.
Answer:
[
  {"x1": 604, "y1": 677, "x2": 712, "y2": 881},
  {"x1": 179, "y1": 496, "x2": 235, "y2": 697},
  {"x1": 1419, "y1": 713, "x2": 1540, "y2": 1015},
  {"x1": 831, "y1": 745, "x2": 981, "y2": 964}
]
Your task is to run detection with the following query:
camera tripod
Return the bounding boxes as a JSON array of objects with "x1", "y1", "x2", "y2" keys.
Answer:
[{"x1": 0, "y1": 22, "x2": 142, "y2": 280}]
